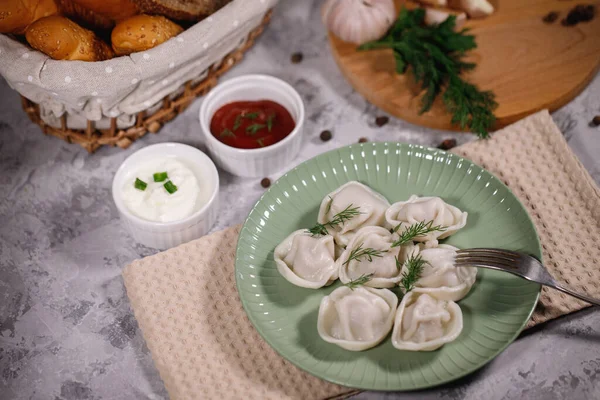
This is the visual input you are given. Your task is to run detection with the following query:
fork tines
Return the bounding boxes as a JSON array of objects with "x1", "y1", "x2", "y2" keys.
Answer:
[{"x1": 454, "y1": 248, "x2": 520, "y2": 269}]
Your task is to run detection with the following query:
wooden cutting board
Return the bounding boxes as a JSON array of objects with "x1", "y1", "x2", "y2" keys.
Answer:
[{"x1": 329, "y1": 0, "x2": 600, "y2": 131}]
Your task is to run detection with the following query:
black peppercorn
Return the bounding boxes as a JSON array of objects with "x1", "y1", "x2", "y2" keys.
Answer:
[
  {"x1": 375, "y1": 116, "x2": 389, "y2": 127},
  {"x1": 261, "y1": 178, "x2": 271, "y2": 188},
  {"x1": 592, "y1": 116, "x2": 600, "y2": 126},
  {"x1": 543, "y1": 11, "x2": 559, "y2": 24},
  {"x1": 291, "y1": 52, "x2": 303, "y2": 64},
  {"x1": 358, "y1": 137, "x2": 368, "y2": 143},
  {"x1": 562, "y1": 4, "x2": 595, "y2": 26},
  {"x1": 320, "y1": 130, "x2": 332, "y2": 141},
  {"x1": 437, "y1": 138, "x2": 457, "y2": 150}
]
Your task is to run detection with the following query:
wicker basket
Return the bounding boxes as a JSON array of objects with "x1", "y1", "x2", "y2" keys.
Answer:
[
  {"x1": 20, "y1": 12, "x2": 271, "y2": 153},
  {"x1": 0, "y1": 2, "x2": 271, "y2": 152}
]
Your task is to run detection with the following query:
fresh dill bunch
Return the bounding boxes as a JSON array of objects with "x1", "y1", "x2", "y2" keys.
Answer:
[
  {"x1": 443, "y1": 75, "x2": 497, "y2": 138},
  {"x1": 307, "y1": 204, "x2": 361, "y2": 236},
  {"x1": 359, "y1": 8, "x2": 498, "y2": 138},
  {"x1": 398, "y1": 254, "x2": 427, "y2": 294},
  {"x1": 343, "y1": 244, "x2": 387, "y2": 266},
  {"x1": 391, "y1": 220, "x2": 446, "y2": 248},
  {"x1": 343, "y1": 273, "x2": 374, "y2": 290}
]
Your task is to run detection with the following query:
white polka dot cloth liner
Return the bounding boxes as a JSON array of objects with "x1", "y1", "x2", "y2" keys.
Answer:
[
  {"x1": 0, "y1": 0, "x2": 278, "y2": 131},
  {"x1": 122, "y1": 111, "x2": 600, "y2": 399}
]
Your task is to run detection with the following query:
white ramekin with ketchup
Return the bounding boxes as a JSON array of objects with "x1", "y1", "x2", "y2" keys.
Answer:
[{"x1": 199, "y1": 74, "x2": 305, "y2": 178}]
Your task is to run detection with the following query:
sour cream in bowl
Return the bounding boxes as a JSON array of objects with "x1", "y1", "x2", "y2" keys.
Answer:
[{"x1": 112, "y1": 143, "x2": 219, "y2": 249}]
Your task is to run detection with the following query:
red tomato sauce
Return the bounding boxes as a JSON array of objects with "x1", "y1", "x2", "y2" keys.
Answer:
[{"x1": 210, "y1": 100, "x2": 296, "y2": 149}]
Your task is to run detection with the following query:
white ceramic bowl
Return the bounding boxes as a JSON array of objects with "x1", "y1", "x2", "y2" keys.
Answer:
[
  {"x1": 112, "y1": 143, "x2": 219, "y2": 249},
  {"x1": 199, "y1": 74, "x2": 305, "y2": 177}
]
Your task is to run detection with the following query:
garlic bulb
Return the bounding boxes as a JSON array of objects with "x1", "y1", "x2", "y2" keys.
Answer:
[
  {"x1": 425, "y1": 8, "x2": 467, "y2": 28},
  {"x1": 322, "y1": 0, "x2": 396, "y2": 45},
  {"x1": 449, "y1": 0, "x2": 494, "y2": 18}
]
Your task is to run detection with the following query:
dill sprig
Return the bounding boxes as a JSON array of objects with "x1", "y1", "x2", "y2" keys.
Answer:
[
  {"x1": 391, "y1": 220, "x2": 446, "y2": 248},
  {"x1": 342, "y1": 244, "x2": 387, "y2": 266},
  {"x1": 398, "y1": 254, "x2": 427, "y2": 294},
  {"x1": 246, "y1": 123, "x2": 266, "y2": 135},
  {"x1": 233, "y1": 115, "x2": 242, "y2": 131},
  {"x1": 344, "y1": 273, "x2": 374, "y2": 290},
  {"x1": 266, "y1": 114, "x2": 276, "y2": 132},
  {"x1": 307, "y1": 204, "x2": 361, "y2": 236},
  {"x1": 394, "y1": 255, "x2": 402, "y2": 271},
  {"x1": 220, "y1": 128, "x2": 236, "y2": 138},
  {"x1": 233, "y1": 112, "x2": 260, "y2": 131},
  {"x1": 359, "y1": 8, "x2": 498, "y2": 138},
  {"x1": 243, "y1": 112, "x2": 259, "y2": 120}
]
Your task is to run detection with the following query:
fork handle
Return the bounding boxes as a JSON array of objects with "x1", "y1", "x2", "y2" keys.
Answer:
[{"x1": 552, "y1": 284, "x2": 600, "y2": 306}]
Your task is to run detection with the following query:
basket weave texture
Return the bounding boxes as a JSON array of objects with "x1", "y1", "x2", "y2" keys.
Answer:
[{"x1": 0, "y1": 0, "x2": 276, "y2": 153}]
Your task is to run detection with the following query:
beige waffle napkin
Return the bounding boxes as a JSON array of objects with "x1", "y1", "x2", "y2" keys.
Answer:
[{"x1": 122, "y1": 110, "x2": 600, "y2": 399}]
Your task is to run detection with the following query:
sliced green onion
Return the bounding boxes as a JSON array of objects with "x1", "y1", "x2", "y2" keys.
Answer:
[
  {"x1": 243, "y1": 112, "x2": 259, "y2": 120},
  {"x1": 134, "y1": 178, "x2": 147, "y2": 191},
  {"x1": 153, "y1": 171, "x2": 168, "y2": 182},
  {"x1": 246, "y1": 123, "x2": 266, "y2": 135},
  {"x1": 164, "y1": 180, "x2": 178, "y2": 194},
  {"x1": 266, "y1": 114, "x2": 275, "y2": 132}
]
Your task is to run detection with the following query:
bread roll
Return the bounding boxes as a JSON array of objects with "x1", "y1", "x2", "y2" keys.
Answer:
[
  {"x1": 56, "y1": 0, "x2": 114, "y2": 31},
  {"x1": 137, "y1": 0, "x2": 232, "y2": 22},
  {"x1": 111, "y1": 14, "x2": 183, "y2": 56},
  {"x1": 25, "y1": 15, "x2": 114, "y2": 61},
  {"x1": 0, "y1": 0, "x2": 59, "y2": 34},
  {"x1": 70, "y1": 0, "x2": 139, "y2": 21}
]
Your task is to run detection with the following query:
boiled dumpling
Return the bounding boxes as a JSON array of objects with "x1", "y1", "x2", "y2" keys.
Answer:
[
  {"x1": 414, "y1": 245, "x2": 477, "y2": 301},
  {"x1": 318, "y1": 181, "x2": 390, "y2": 247},
  {"x1": 391, "y1": 292, "x2": 463, "y2": 351},
  {"x1": 337, "y1": 226, "x2": 418, "y2": 288},
  {"x1": 385, "y1": 195, "x2": 467, "y2": 246},
  {"x1": 274, "y1": 230, "x2": 338, "y2": 289},
  {"x1": 317, "y1": 286, "x2": 398, "y2": 351}
]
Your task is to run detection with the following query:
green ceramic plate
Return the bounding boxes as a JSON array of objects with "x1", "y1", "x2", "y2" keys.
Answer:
[{"x1": 235, "y1": 142, "x2": 541, "y2": 391}]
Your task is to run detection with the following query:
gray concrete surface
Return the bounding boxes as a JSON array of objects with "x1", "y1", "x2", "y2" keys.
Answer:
[{"x1": 1, "y1": 1, "x2": 600, "y2": 399}]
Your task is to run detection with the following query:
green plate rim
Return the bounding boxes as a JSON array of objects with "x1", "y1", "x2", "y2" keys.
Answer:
[{"x1": 234, "y1": 142, "x2": 542, "y2": 391}]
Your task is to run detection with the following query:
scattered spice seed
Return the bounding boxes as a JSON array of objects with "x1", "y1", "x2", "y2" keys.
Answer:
[
  {"x1": 562, "y1": 4, "x2": 595, "y2": 26},
  {"x1": 261, "y1": 178, "x2": 271, "y2": 188},
  {"x1": 592, "y1": 116, "x2": 600, "y2": 126},
  {"x1": 291, "y1": 52, "x2": 303, "y2": 64},
  {"x1": 320, "y1": 130, "x2": 332, "y2": 141},
  {"x1": 375, "y1": 116, "x2": 389, "y2": 127},
  {"x1": 543, "y1": 11, "x2": 559, "y2": 24},
  {"x1": 358, "y1": 137, "x2": 368, "y2": 143},
  {"x1": 438, "y1": 138, "x2": 457, "y2": 150}
]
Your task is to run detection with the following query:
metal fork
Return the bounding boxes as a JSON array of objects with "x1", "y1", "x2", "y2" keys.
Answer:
[{"x1": 455, "y1": 248, "x2": 600, "y2": 306}]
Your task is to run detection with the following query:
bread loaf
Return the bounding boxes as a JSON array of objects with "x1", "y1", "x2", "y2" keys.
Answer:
[
  {"x1": 55, "y1": 0, "x2": 114, "y2": 31},
  {"x1": 25, "y1": 15, "x2": 114, "y2": 61},
  {"x1": 111, "y1": 14, "x2": 183, "y2": 55},
  {"x1": 70, "y1": 0, "x2": 139, "y2": 21},
  {"x1": 137, "y1": 0, "x2": 232, "y2": 21},
  {"x1": 0, "y1": 0, "x2": 59, "y2": 34}
]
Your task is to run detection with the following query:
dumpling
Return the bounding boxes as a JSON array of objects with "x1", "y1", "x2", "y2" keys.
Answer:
[
  {"x1": 414, "y1": 245, "x2": 477, "y2": 301},
  {"x1": 391, "y1": 292, "x2": 463, "y2": 351},
  {"x1": 274, "y1": 230, "x2": 338, "y2": 289},
  {"x1": 317, "y1": 286, "x2": 398, "y2": 351},
  {"x1": 337, "y1": 226, "x2": 419, "y2": 288},
  {"x1": 318, "y1": 181, "x2": 390, "y2": 247},
  {"x1": 385, "y1": 195, "x2": 467, "y2": 246}
]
